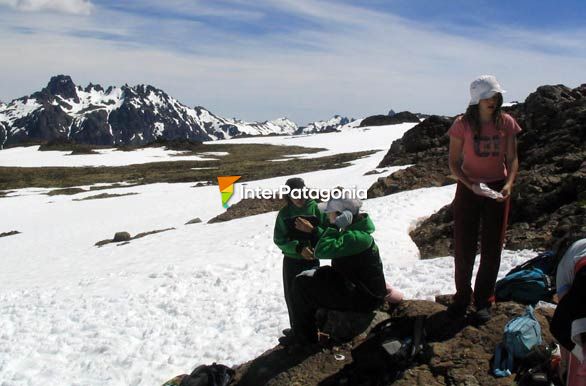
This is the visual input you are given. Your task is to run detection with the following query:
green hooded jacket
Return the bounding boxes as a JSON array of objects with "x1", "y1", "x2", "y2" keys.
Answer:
[
  {"x1": 273, "y1": 199, "x2": 328, "y2": 259},
  {"x1": 315, "y1": 213, "x2": 387, "y2": 303},
  {"x1": 314, "y1": 213, "x2": 375, "y2": 259}
]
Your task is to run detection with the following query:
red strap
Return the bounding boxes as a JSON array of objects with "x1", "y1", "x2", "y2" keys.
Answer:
[{"x1": 574, "y1": 256, "x2": 586, "y2": 274}]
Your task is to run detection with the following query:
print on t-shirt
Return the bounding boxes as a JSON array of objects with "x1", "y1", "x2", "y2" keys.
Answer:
[{"x1": 473, "y1": 135, "x2": 500, "y2": 157}]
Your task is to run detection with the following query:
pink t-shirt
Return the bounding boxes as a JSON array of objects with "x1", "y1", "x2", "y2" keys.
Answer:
[{"x1": 448, "y1": 113, "x2": 522, "y2": 183}]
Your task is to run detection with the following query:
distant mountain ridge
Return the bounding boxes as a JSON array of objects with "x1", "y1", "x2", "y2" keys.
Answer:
[
  {"x1": 0, "y1": 75, "x2": 425, "y2": 149},
  {"x1": 0, "y1": 75, "x2": 300, "y2": 148},
  {"x1": 295, "y1": 115, "x2": 352, "y2": 135}
]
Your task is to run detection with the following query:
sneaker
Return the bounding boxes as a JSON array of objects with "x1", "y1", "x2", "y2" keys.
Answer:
[
  {"x1": 474, "y1": 307, "x2": 492, "y2": 325},
  {"x1": 446, "y1": 302, "x2": 468, "y2": 317},
  {"x1": 278, "y1": 334, "x2": 308, "y2": 347},
  {"x1": 278, "y1": 332, "x2": 317, "y2": 348},
  {"x1": 278, "y1": 334, "x2": 295, "y2": 346}
]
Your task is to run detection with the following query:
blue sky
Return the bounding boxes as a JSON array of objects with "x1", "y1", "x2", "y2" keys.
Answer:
[{"x1": 0, "y1": 0, "x2": 585, "y2": 125}]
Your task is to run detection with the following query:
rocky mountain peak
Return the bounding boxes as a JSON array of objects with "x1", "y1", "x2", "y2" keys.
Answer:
[
  {"x1": 84, "y1": 83, "x2": 104, "y2": 93},
  {"x1": 45, "y1": 75, "x2": 79, "y2": 103}
]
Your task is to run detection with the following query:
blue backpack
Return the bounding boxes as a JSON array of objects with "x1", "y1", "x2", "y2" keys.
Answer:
[
  {"x1": 493, "y1": 306, "x2": 543, "y2": 378},
  {"x1": 495, "y1": 251, "x2": 556, "y2": 305}
]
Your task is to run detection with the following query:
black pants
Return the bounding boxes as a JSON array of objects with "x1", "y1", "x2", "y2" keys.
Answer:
[
  {"x1": 291, "y1": 266, "x2": 382, "y2": 343},
  {"x1": 453, "y1": 180, "x2": 510, "y2": 308},
  {"x1": 283, "y1": 256, "x2": 320, "y2": 327}
]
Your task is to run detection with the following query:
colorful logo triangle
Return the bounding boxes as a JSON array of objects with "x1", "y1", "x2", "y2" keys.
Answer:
[{"x1": 218, "y1": 176, "x2": 241, "y2": 208}]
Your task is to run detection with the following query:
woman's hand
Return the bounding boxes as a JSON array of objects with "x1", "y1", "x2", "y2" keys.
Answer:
[
  {"x1": 301, "y1": 247, "x2": 315, "y2": 260},
  {"x1": 295, "y1": 217, "x2": 314, "y2": 233},
  {"x1": 498, "y1": 183, "x2": 512, "y2": 202}
]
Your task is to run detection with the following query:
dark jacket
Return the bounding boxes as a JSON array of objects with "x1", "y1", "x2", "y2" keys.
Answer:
[
  {"x1": 314, "y1": 213, "x2": 387, "y2": 305},
  {"x1": 550, "y1": 267, "x2": 586, "y2": 355},
  {"x1": 273, "y1": 199, "x2": 328, "y2": 259}
]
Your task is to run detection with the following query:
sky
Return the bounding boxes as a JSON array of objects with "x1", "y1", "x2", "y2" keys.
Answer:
[{"x1": 0, "y1": 0, "x2": 585, "y2": 125}]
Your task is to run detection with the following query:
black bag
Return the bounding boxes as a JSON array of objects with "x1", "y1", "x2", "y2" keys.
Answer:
[
  {"x1": 180, "y1": 363, "x2": 234, "y2": 386},
  {"x1": 508, "y1": 251, "x2": 558, "y2": 277},
  {"x1": 351, "y1": 315, "x2": 431, "y2": 375},
  {"x1": 319, "y1": 316, "x2": 431, "y2": 385},
  {"x1": 514, "y1": 344, "x2": 561, "y2": 386}
]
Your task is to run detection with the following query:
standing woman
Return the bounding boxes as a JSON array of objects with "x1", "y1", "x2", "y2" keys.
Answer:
[{"x1": 447, "y1": 75, "x2": 522, "y2": 323}]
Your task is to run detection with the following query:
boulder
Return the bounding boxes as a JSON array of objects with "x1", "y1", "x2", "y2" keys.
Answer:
[
  {"x1": 113, "y1": 231, "x2": 131, "y2": 242},
  {"x1": 208, "y1": 198, "x2": 286, "y2": 223},
  {"x1": 185, "y1": 217, "x2": 202, "y2": 225}
]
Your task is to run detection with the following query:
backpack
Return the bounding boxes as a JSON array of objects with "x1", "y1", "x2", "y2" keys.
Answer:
[
  {"x1": 348, "y1": 315, "x2": 431, "y2": 381},
  {"x1": 514, "y1": 344, "x2": 560, "y2": 386},
  {"x1": 495, "y1": 268, "x2": 555, "y2": 305},
  {"x1": 493, "y1": 306, "x2": 543, "y2": 378},
  {"x1": 507, "y1": 251, "x2": 558, "y2": 276},
  {"x1": 495, "y1": 251, "x2": 557, "y2": 305},
  {"x1": 320, "y1": 316, "x2": 430, "y2": 385}
]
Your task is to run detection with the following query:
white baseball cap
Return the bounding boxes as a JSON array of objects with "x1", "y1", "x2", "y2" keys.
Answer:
[
  {"x1": 318, "y1": 198, "x2": 362, "y2": 215},
  {"x1": 469, "y1": 75, "x2": 506, "y2": 105}
]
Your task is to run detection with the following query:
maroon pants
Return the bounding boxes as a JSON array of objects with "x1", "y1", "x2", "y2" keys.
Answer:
[{"x1": 453, "y1": 180, "x2": 510, "y2": 309}]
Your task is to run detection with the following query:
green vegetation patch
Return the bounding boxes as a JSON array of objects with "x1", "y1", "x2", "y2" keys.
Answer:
[
  {"x1": 0, "y1": 143, "x2": 375, "y2": 191},
  {"x1": 73, "y1": 192, "x2": 139, "y2": 201}
]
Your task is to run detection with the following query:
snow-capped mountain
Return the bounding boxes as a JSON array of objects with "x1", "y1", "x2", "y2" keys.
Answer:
[
  {"x1": 295, "y1": 115, "x2": 352, "y2": 135},
  {"x1": 0, "y1": 75, "x2": 298, "y2": 148}
]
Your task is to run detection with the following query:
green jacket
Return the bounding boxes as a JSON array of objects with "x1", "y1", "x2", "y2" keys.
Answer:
[
  {"x1": 315, "y1": 214, "x2": 387, "y2": 304},
  {"x1": 314, "y1": 213, "x2": 375, "y2": 259},
  {"x1": 273, "y1": 199, "x2": 328, "y2": 259}
]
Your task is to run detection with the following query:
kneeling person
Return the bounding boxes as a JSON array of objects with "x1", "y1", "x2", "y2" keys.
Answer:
[
  {"x1": 289, "y1": 198, "x2": 387, "y2": 345},
  {"x1": 273, "y1": 177, "x2": 328, "y2": 333}
]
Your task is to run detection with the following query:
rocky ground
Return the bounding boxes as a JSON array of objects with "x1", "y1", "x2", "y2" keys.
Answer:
[
  {"x1": 368, "y1": 84, "x2": 586, "y2": 258},
  {"x1": 230, "y1": 299, "x2": 556, "y2": 386},
  {"x1": 207, "y1": 197, "x2": 286, "y2": 223},
  {"x1": 359, "y1": 111, "x2": 420, "y2": 127}
]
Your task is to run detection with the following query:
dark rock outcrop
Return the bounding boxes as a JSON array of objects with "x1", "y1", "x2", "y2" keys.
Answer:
[
  {"x1": 360, "y1": 111, "x2": 420, "y2": 127},
  {"x1": 369, "y1": 84, "x2": 586, "y2": 257},
  {"x1": 45, "y1": 75, "x2": 80, "y2": 103},
  {"x1": 96, "y1": 228, "x2": 175, "y2": 247},
  {"x1": 0, "y1": 121, "x2": 8, "y2": 149},
  {"x1": 0, "y1": 230, "x2": 20, "y2": 238},
  {"x1": 230, "y1": 299, "x2": 556, "y2": 386},
  {"x1": 207, "y1": 198, "x2": 286, "y2": 224},
  {"x1": 113, "y1": 231, "x2": 131, "y2": 242},
  {"x1": 367, "y1": 116, "x2": 453, "y2": 198},
  {"x1": 70, "y1": 109, "x2": 112, "y2": 145}
]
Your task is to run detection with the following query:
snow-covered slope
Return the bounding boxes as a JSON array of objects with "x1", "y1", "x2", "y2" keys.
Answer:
[
  {"x1": 0, "y1": 75, "x2": 298, "y2": 147},
  {"x1": 0, "y1": 122, "x2": 537, "y2": 385}
]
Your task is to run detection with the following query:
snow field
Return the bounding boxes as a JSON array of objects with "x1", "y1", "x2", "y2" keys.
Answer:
[
  {"x1": 0, "y1": 146, "x2": 221, "y2": 167},
  {"x1": 0, "y1": 122, "x2": 538, "y2": 385}
]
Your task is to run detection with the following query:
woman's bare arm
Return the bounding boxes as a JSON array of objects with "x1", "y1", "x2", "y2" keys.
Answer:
[{"x1": 449, "y1": 136, "x2": 473, "y2": 190}]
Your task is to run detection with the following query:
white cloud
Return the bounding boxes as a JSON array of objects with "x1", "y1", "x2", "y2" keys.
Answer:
[
  {"x1": 0, "y1": 1, "x2": 584, "y2": 125},
  {"x1": 0, "y1": 0, "x2": 93, "y2": 15}
]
